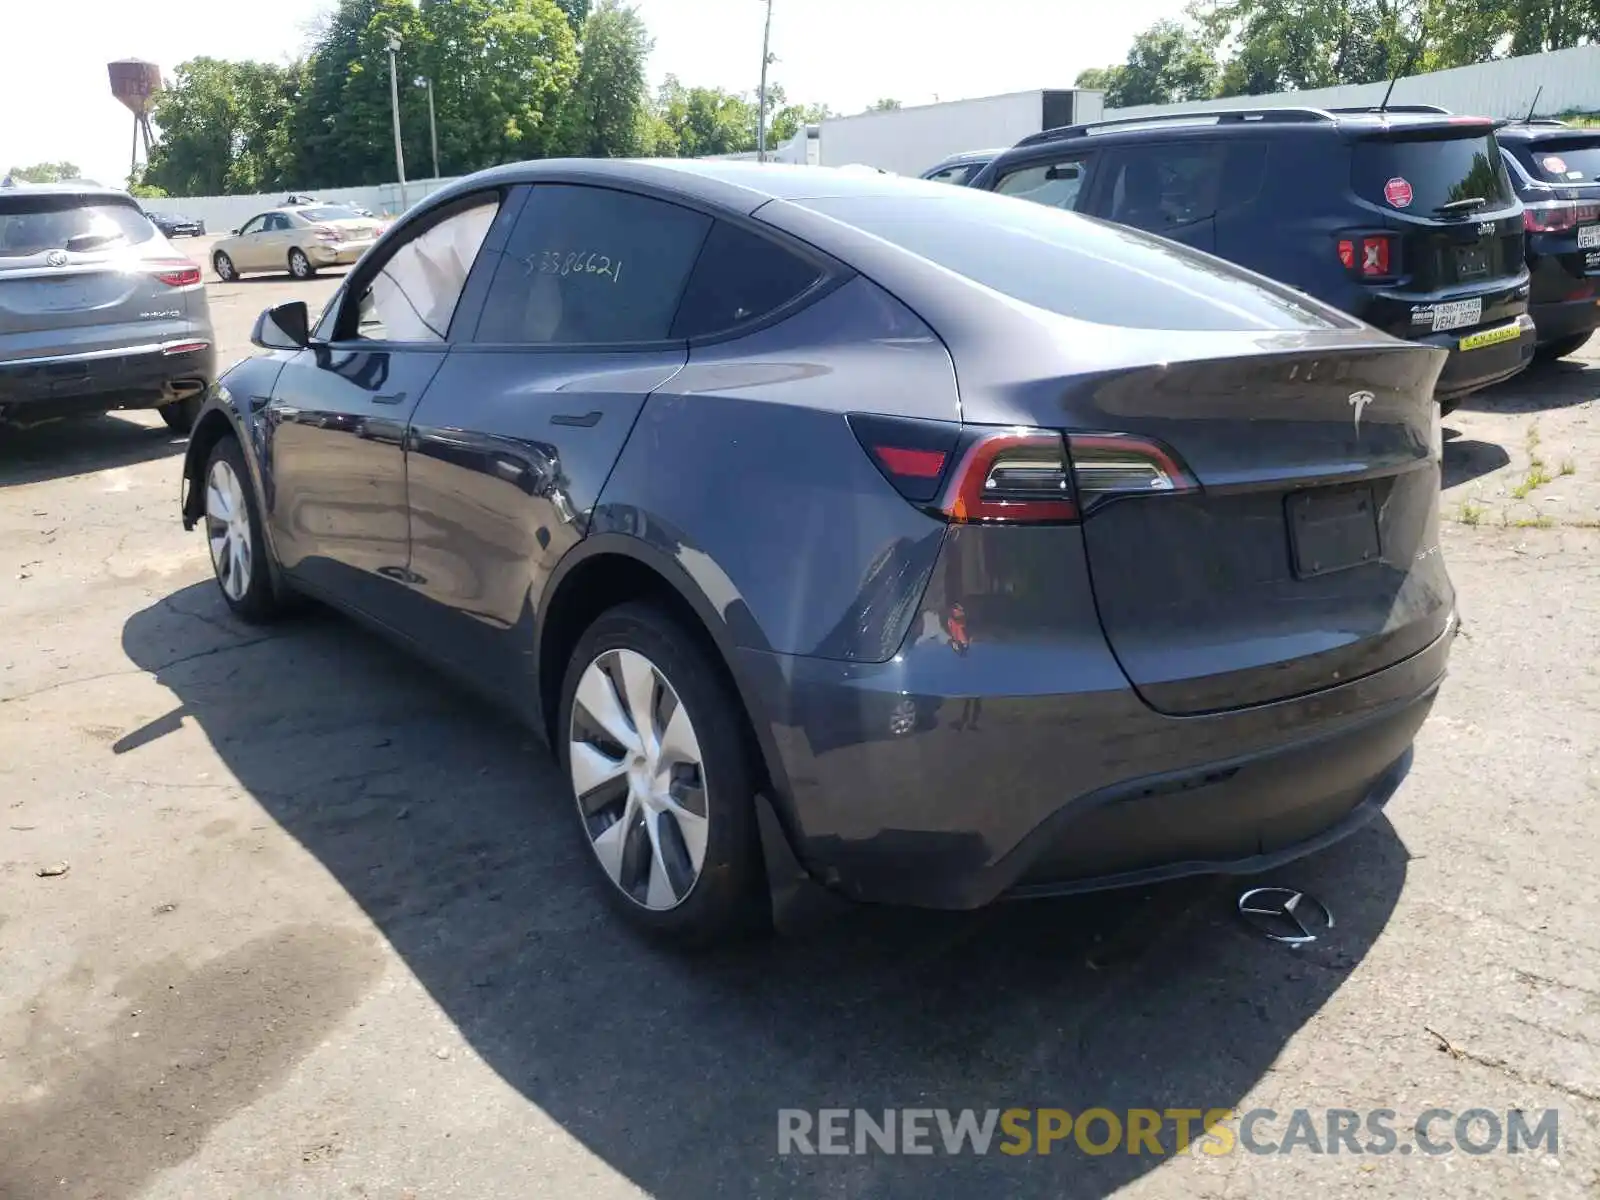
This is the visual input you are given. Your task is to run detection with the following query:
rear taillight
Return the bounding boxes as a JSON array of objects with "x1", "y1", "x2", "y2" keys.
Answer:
[
  {"x1": 150, "y1": 259, "x2": 201, "y2": 287},
  {"x1": 850, "y1": 415, "x2": 1198, "y2": 524},
  {"x1": 1523, "y1": 200, "x2": 1599, "y2": 233},
  {"x1": 1337, "y1": 234, "x2": 1395, "y2": 278}
]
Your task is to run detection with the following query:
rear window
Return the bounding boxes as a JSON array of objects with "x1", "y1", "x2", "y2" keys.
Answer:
[
  {"x1": 1351, "y1": 133, "x2": 1515, "y2": 214},
  {"x1": 795, "y1": 190, "x2": 1342, "y2": 332},
  {"x1": 0, "y1": 196, "x2": 154, "y2": 258},
  {"x1": 297, "y1": 205, "x2": 365, "y2": 222},
  {"x1": 1509, "y1": 137, "x2": 1600, "y2": 185}
]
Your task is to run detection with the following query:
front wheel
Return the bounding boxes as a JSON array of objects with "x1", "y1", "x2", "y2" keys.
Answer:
[
  {"x1": 203, "y1": 436, "x2": 281, "y2": 623},
  {"x1": 558, "y1": 602, "x2": 766, "y2": 948},
  {"x1": 212, "y1": 251, "x2": 237, "y2": 282},
  {"x1": 287, "y1": 248, "x2": 315, "y2": 279}
]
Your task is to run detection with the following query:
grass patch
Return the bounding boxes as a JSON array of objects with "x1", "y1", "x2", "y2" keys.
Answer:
[
  {"x1": 1457, "y1": 500, "x2": 1487, "y2": 525},
  {"x1": 1509, "y1": 515, "x2": 1556, "y2": 529},
  {"x1": 1511, "y1": 463, "x2": 1553, "y2": 499},
  {"x1": 1560, "y1": 458, "x2": 1577, "y2": 476}
]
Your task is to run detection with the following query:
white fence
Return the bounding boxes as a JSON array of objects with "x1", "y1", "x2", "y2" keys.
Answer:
[
  {"x1": 154, "y1": 177, "x2": 463, "y2": 231},
  {"x1": 1104, "y1": 44, "x2": 1600, "y2": 123}
]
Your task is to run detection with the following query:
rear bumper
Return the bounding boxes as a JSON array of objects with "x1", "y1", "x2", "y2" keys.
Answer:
[
  {"x1": 0, "y1": 339, "x2": 216, "y2": 423},
  {"x1": 1428, "y1": 314, "x2": 1537, "y2": 400},
  {"x1": 741, "y1": 602, "x2": 1455, "y2": 911},
  {"x1": 308, "y1": 241, "x2": 374, "y2": 266},
  {"x1": 1529, "y1": 295, "x2": 1600, "y2": 344}
]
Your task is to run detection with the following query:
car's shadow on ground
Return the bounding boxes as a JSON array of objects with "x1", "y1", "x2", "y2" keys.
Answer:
[
  {"x1": 1441, "y1": 426, "x2": 1511, "y2": 489},
  {"x1": 0, "y1": 414, "x2": 186, "y2": 488},
  {"x1": 1455, "y1": 354, "x2": 1598, "y2": 414},
  {"x1": 117, "y1": 583, "x2": 1408, "y2": 1198}
]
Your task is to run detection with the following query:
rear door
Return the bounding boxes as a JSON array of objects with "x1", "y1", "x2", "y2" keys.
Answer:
[
  {"x1": 0, "y1": 192, "x2": 200, "y2": 361},
  {"x1": 1090, "y1": 139, "x2": 1230, "y2": 253},
  {"x1": 1347, "y1": 124, "x2": 1526, "y2": 332},
  {"x1": 402, "y1": 182, "x2": 715, "y2": 697}
]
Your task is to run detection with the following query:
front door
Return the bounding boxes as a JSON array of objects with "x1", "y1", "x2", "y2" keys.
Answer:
[{"x1": 262, "y1": 191, "x2": 506, "y2": 629}]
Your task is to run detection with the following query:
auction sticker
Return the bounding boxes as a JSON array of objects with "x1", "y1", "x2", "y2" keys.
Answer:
[
  {"x1": 1542, "y1": 155, "x2": 1569, "y2": 175},
  {"x1": 1384, "y1": 177, "x2": 1414, "y2": 208}
]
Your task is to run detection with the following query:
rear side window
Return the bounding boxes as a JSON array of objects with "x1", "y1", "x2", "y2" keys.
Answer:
[
  {"x1": 798, "y1": 190, "x2": 1343, "y2": 332},
  {"x1": 476, "y1": 185, "x2": 711, "y2": 345},
  {"x1": 298, "y1": 205, "x2": 364, "y2": 222},
  {"x1": 1351, "y1": 134, "x2": 1515, "y2": 213},
  {"x1": 1510, "y1": 138, "x2": 1600, "y2": 185},
  {"x1": 925, "y1": 163, "x2": 985, "y2": 185},
  {"x1": 0, "y1": 197, "x2": 154, "y2": 257},
  {"x1": 994, "y1": 158, "x2": 1090, "y2": 210},
  {"x1": 670, "y1": 221, "x2": 825, "y2": 339}
]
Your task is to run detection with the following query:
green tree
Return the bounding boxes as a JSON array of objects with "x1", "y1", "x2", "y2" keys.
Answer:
[
  {"x1": 554, "y1": 0, "x2": 653, "y2": 156},
  {"x1": 145, "y1": 58, "x2": 303, "y2": 195},
  {"x1": 1074, "y1": 65, "x2": 1126, "y2": 92},
  {"x1": 1082, "y1": 19, "x2": 1219, "y2": 106},
  {"x1": 653, "y1": 76, "x2": 757, "y2": 156},
  {"x1": 1193, "y1": 0, "x2": 1427, "y2": 95},
  {"x1": 769, "y1": 99, "x2": 831, "y2": 145},
  {"x1": 866, "y1": 98, "x2": 901, "y2": 111},
  {"x1": 5, "y1": 162, "x2": 83, "y2": 183},
  {"x1": 1426, "y1": 0, "x2": 1600, "y2": 66}
]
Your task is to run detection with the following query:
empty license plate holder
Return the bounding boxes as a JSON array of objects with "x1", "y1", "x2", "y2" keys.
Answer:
[{"x1": 1286, "y1": 485, "x2": 1381, "y2": 579}]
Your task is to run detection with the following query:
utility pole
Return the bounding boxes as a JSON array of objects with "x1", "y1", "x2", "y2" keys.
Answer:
[
  {"x1": 386, "y1": 29, "x2": 408, "y2": 210},
  {"x1": 426, "y1": 78, "x2": 440, "y2": 180},
  {"x1": 756, "y1": 0, "x2": 773, "y2": 162}
]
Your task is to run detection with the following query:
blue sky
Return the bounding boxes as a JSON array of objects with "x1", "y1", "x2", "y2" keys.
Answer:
[{"x1": 4, "y1": 0, "x2": 1180, "y2": 188}]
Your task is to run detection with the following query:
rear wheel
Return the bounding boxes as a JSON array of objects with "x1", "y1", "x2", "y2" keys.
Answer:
[
  {"x1": 558, "y1": 602, "x2": 765, "y2": 947},
  {"x1": 1535, "y1": 332, "x2": 1592, "y2": 362},
  {"x1": 212, "y1": 251, "x2": 237, "y2": 281},
  {"x1": 203, "y1": 436, "x2": 280, "y2": 622},
  {"x1": 287, "y1": 248, "x2": 315, "y2": 279},
  {"x1": 159, "y1": 394, "x2": 203, "y2": 434}
]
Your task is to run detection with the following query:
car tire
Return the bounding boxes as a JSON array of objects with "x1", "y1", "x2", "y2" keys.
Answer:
[
  {"x1": 159, "y1": 394, "x2": 203, "y2": 434},
  {"x1": 1535, "y1": 332, "x2": 1592, "y2": 362},
  {"x1": 213, "y1": 251, "x2": 237, "y2": 282},
  {"x1": 202, "y1": 435, "x2": 281, "y2": 623},
  {"x1": 288, "y1": 248, "x2": 315, "y2": 279},
  {"x1": 558, "y1": 601, "x2": 767, "y2": 948}
]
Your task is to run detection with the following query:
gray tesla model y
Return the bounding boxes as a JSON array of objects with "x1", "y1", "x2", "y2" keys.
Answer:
[{"x1": 177, "y1": 159, "x2": 1457, "y2": 946}]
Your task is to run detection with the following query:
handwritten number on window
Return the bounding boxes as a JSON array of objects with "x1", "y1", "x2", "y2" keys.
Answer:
[{"x1": 525, "y1": 249, "x2": 622, "y2": 283}]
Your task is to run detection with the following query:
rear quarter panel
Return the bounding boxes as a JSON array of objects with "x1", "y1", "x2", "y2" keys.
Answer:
[{"x1": 591, "y1": 275, "x2": 960, "y2": 662}]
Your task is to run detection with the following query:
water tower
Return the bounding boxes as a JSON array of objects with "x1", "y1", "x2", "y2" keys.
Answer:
[{"x1": 108, "y1": 59, "x2": 162, "y2": 181}]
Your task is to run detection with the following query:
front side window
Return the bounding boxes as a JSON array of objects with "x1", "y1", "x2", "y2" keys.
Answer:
[
  {"x1": 475, "y1": 185, "x2": 712, "y2": 345},
  {"x1": 239, "y1": 215, "x2": 267, "y2": 236},
  {"x1": 994, "y1": 158, "x2": 1091, "y2": 211},
  {"x1": 347, "y1": 197, "x2": 500, "y2": 342}
]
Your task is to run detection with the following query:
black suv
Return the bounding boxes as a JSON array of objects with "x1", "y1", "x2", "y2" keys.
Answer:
[
  {"x1": 1493, "y1": 119, "x2": 1600, "y2": 360},
  {"x1": 968, "y1": 106, "x2": 1536, "y2": 411}
]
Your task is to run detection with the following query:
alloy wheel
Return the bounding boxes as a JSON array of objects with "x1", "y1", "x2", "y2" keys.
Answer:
[
  {"x1": 568, "y1": 648, "x2": 709, "y2": 911},
  {"x1": 204, "y1": 458, "x2": 254, "y2": 602},
  {"x1": 288, "y1": 250, "x2": 311, "y2": 278},
  {"x1": 213, "y1": 252, "x2": 235, "y2": 281}
]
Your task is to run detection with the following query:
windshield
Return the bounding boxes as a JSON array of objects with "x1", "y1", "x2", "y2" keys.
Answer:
[
  {"x1": 1510, "y1": 137, "x2": 1600, "y2": 185},
  {"x1": 298, "y1": 205, "x2": 366, "y2": 222},
  {"x1": 0, "y1": 197, "x2": 155, "y2": 258},
  {"x1": 1351, "y1": 133, "x2": 1515, "y2": 214},
  {"x1": 794, "y1": 189, "x2": 1343, "y2": 332}
]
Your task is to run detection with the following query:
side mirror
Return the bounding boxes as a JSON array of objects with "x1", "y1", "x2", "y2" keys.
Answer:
[
  {"x1": 229, "y1": 227, "x2": 239, "y2": 235},
  {"x1": 251, "y1": 301, "x2": 311, "y2": 350}
]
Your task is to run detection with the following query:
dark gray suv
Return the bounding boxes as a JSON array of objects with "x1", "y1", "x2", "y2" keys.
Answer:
[{"x1": 0, "y1": 183, "x2": 216, "y2": 432}]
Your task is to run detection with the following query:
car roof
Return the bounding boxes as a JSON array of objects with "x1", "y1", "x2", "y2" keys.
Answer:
[
  {"x1": 0, "y1": 181, "x2": 136, "y2": 204},
  {"x1": 1494, "y1": 121, "x2": 1600, "y2": 143},
  {"x1": 426, "y1": 157, "x2": 970, "y2": 217},
  {"x1": 928, "y1": 148, "x2": 1004, "y2": 168}
]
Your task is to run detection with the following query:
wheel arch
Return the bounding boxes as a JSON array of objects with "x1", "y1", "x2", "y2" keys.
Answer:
[{"x1": 535, "y1": 533, "x2": 793, "y2": 811}]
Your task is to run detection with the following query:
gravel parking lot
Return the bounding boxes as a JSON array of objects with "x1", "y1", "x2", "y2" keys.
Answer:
[{"x1": 1, "y1": 256, "x2": 1598, "y2": 1199}]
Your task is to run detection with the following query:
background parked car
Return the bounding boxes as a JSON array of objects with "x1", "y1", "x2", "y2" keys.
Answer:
[
  {"x1": 969, "y1": 105, "x2": 1537, "y2": 413},
  {"x1": 178, "y1": 160, "x2": 1454, "y2": 948},
  {"x1": 143, "y1": 208, "x2": 206, "y2": 238},
  {"x1": 1494, "y1": 118, "x2": 1600, "y2": 360},
  {"x1": 0, "y1": 183, "x2": 213, "y2": 431},
  {"x1": 210, "y1": 204, "x2": 385, "y2": 280},
  {"x1": 919, "y1": 148, "x2": 1003, "y2": 185}
]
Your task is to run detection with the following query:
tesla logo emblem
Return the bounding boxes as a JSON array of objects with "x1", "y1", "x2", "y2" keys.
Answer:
[
  {"x1": 1238, "y1": 887, "x2": 1334, "y2": 946},
  {"x1": 1348, "y1": 390, "x2": 1375, "y2": 435},
  {"x1": 45, "y1": 249, "x2": 68, "y2": 267}
]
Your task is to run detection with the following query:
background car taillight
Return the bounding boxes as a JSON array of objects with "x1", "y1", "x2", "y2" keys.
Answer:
[
  {"x1": 849, "y1": 415, "x2": 1198, "y2": 524},
  {"x1": 1337, "y1": 233, "x2": 1396, "y2": 278},
  {"x1": 150, "y1": 259, "x2": 201, "y2": 287},
  {"x1": 1523, "y1": 200, "x2": 1600, "y2": 233}
]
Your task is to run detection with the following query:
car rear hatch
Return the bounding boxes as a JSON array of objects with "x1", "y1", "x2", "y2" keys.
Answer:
[
  {"x1": 1345, "y1": 118, "x2": 1527, "y2": 337},
  {"x1": 1509, "y1": 133, "x2": 1600, "y2": 280},
  {"x1": 0, "y1": 192, "x2": 203, "y2": 359}
]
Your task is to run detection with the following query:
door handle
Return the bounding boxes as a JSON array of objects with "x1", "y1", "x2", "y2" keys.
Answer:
[{"x1": 373, "y1": 391, "x2": 408, "y2": 405}]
